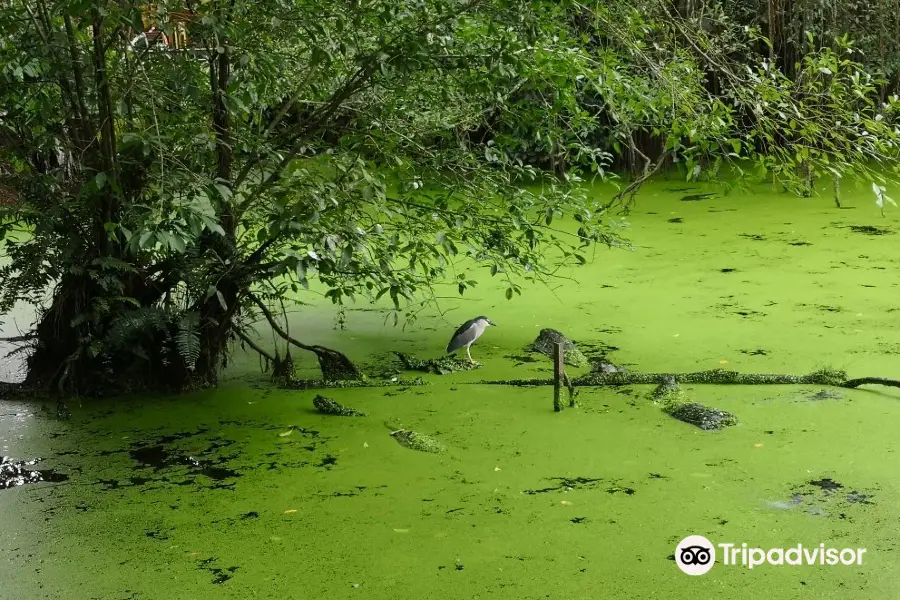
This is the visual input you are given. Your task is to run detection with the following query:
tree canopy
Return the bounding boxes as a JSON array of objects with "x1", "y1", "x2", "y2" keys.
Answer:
[{"x1": 1, "y1": 0, "x2": 898, "y2": 396}]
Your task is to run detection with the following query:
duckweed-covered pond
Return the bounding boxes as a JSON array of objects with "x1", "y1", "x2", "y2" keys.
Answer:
[{"x1": 3, "y1": 177, "x2": 900, "y2": 599}]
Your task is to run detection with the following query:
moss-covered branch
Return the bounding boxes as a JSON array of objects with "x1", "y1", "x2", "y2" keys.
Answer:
[
  {"x1": 280, "y1": 378, "x2": 426, "y2": 390},
  {"x1": 478, "y1": 368, "x2": 900, "y2": 389}
]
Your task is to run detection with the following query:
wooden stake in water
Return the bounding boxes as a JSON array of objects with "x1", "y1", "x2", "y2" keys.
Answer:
[{"x1": 553, "y1": 342, "x2": 564, "y2": 412}]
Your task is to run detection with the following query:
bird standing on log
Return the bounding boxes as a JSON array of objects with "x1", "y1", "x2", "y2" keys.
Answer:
[{"x1": 446, "y1": 316, "x2": 495, "y2": 364}]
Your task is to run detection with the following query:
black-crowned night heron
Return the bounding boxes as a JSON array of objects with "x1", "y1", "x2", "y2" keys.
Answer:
[{"x1": 446, "y1": 316, "x2": 495, "y2": 363}]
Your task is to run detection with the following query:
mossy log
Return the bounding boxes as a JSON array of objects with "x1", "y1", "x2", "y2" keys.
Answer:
[
  {"x1": 389, "y1": 429, "x2": 446, "y2": 453},
  {"x1": 393, "y1": 352, "x2": 480, "y2": 374},
  {"x1": 528, "y1": 328, "x2": 588, "y2": 368},
  {"x1": 281, "y1": 377, "x2": 426, "y2": 390},
  {"x1": 313, "y1": 394, "x2": 366, "y2": 416},
  {"x1": 479, "y1": 368, "x2": 900, "y2": 390}
]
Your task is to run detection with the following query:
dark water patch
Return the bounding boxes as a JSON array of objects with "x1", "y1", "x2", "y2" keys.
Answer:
[
  {"x1": 198, "y1": 464, "x2": 240, "y2": 480},
  {"x1": 648, "y1": 473, "x2": 666, "y2": 479},
  {"x1": 807, "y1": 390, "x2": 844, "y2": 401},
  {"x1": 773, "y1": 478, "x2": 876, "y2": 515},
  {"x1": 667, "y1": 217, "x2": 683, "y2": 223},
  {"x1": 0, "y1": 457, "x2": 69, "y2": 490},
  {"x1": 740, "y1": 348, "x2": 768, "y2": 356},
  {"x1": 130, "y1": 445, "x2": 169, "y2": 469},
  {"x1": 720, "y1": 268, "x2": 737, "y2": 273},
  {"x1": 734, "y1": 309, "x2": 765, "y2": 318},
  {"x1": 505, "y1": 354, "x2": 540, "y2": 365},
  {"x1": 123, "y1": 433, "x2": 243, "y2": 489},
  {"x1": 846, "y1": 492, "x2": 873, "y2": 504},
  {"x1": 848, "y1": 225, "x2": 892, "y2": 236},
  {"x1": 317, "y1": 455, "x2": 338, "y2": 468},
  {"x1": 789, "y1": 241, "x2": 813, "y2": 246},
  {"x1": 523, "y1": 476, "x2": 604, "y2": 495},
  {"x1": 740, "y1": 233, "x2": 766, "y2": 241},
  {"x1": 681, "y1": 193, "x2": 716, "y2": 202},
  {"x1": 809, "y1": 478, "x2": 843, "y2": 492},
  {"x1": 240, "y1": 511, "x2": 259, "y2": 520},
  {"x1": 145, "y1": 529, "x2": 169, "y2": 541},
  {"x1": 816, "y1": 304, "x2": 843, "y2": 313},
  {"x1": 606, "y1": 485, "x2": 635, "y2": 495},
  {"x1": 570, "y1": 517, "x2": 587, "y2": 524},
  {"x1": 197, "y1": 558, "x2": 239, "y2": 585}
]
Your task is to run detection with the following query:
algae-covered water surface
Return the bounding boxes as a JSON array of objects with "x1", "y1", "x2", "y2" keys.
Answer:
[{"x1": 3, "y1": 178, "x2": 900, "y2": 599}]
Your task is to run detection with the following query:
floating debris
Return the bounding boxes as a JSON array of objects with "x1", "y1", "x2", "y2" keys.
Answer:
[
  {"x1": 0, "y1": 457, "x2": 68, "y2": 490},
  {"x1": 313, "y1": 394, "x2": 366, "y2": 416}
]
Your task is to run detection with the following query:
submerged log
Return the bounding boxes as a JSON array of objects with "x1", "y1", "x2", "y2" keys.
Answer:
[
  {"x1": 281, "y1": 377, "x2": 426, "y2": 390},
  {"x1": 478, "y1": 368, "x2": 900, "y2": 390},
  {"x1": 313, "y1": 394, "x2": 366, "y2": 416}
]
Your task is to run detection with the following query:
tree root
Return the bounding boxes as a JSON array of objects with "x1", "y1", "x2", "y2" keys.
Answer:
[
  {"x1": 248, "y1": 294, "x2": 361, "y2": 380},
  {"x1": 477, "y1": 368, "x2": 900, "y2": 390}
]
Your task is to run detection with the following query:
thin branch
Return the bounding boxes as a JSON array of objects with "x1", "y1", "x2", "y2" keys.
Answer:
[
  {"x1": 248, "y1": 293, "x2": 319, "y2": 353},
  {"x1": 232, "y1": 327, "x2": 275, "y2": 362}
]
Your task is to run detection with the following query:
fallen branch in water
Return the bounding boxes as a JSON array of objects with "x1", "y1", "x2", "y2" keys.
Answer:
[
  {"x1": 476, "y1": 368, "x2": 900, "y2": 390},
  {"x1": 280, "y1": 378, "x2": 427, "y2": 390}
]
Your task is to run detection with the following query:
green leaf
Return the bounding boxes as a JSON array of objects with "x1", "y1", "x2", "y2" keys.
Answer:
[
  {"x1": 169, "y1": 233, "x2": 187, "y2": 253},
  {"x1": 214, "y1": 183, "x2": 233, "y2": 202}
]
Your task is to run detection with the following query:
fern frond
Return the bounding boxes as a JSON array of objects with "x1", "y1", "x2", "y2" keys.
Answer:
[{"x1": 176, "y1": 312, "x2": 201, "y2": 371}]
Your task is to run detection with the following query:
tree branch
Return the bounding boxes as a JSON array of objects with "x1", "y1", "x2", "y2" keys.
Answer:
[{"x1": 232, "y1": 327, "x2": 275, "y2": 362}]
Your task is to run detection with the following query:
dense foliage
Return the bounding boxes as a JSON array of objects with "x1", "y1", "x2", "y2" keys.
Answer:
[{"x1": 1, "y1": 0, "x2": 899, "y2": 395}]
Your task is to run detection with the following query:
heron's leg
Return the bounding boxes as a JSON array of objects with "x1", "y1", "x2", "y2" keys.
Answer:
[{"x1": 466, "y1": 345, "x2": 474, "y2": 364}]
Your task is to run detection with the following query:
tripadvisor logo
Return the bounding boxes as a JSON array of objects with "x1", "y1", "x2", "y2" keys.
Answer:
[{"x1": 675, "y1": 536, "x2": 867, "y2": 575}]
